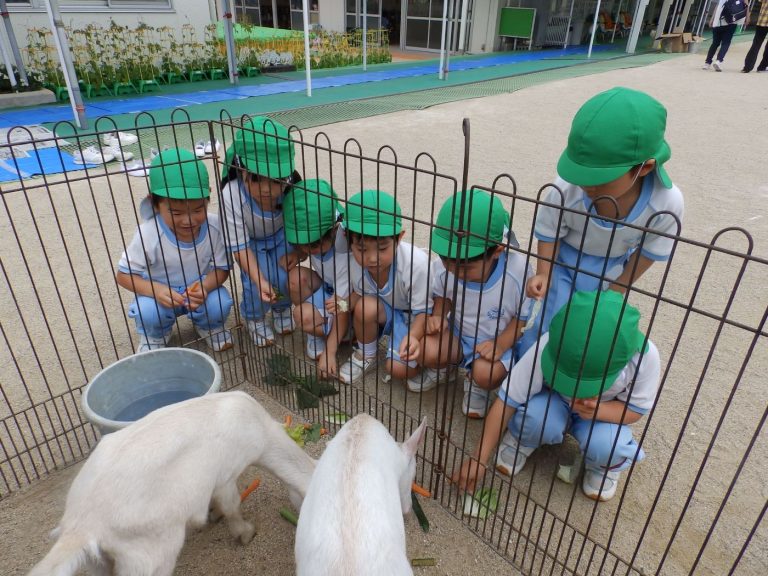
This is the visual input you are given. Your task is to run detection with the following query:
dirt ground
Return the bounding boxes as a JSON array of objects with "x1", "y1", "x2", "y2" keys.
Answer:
[{"x1": 2, "y1": 39, "x2": 767, "y2": 575}]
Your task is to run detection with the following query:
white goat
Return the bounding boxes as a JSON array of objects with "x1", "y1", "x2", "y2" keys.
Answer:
[
  {"x1": 29, "y1": 390, "x2": 315, "y2": 576},
  {"x1": 295, "y1": 414, "x2": 428, "y2": 576}
]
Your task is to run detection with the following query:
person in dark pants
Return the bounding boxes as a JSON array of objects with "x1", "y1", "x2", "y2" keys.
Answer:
[
  {"x1": 703, "y1": 0, "x2": 746, "y2": 71},
  {"x1": 742, "y1": 0, "x2": 768, "y2": 72}
]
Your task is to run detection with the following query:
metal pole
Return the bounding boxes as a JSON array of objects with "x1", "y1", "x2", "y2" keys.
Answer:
[
  {"x1": 564, "y1": 0, "x2": 576, "y2": 49},
  {"x1": 221, "y1": 0, "x2": 239, "y2": 85},
  {"x1": 588, "y1": 0, "x2": 602, "y2": 58},
  {"x1": 0, "y1": 24, "x2": 17, "y2": 90},
  {"x1": 458, "y1": 0, "x2": 469, "y2": 52},
  {"x1": 44, "y1": 0, "x2": 86, "y2": 129},
  {"x1": 627, "y1": 0, "x2": 650, "y2": 53},
  {"x1": 0, "y1": 0, "x2": 28, "y2": 86},
  {"x1": 302, "y1": 0, "x2": 312, "y2": 96},
  {"x1": 445, "y1": 0, "x2": 455, "y2": 68},
  {"x1": 362, "y1": 0, "x2": 367, "y2": 70},
  {"x1": 438, "y1": 0, "x2": 449, "y2": 79}
]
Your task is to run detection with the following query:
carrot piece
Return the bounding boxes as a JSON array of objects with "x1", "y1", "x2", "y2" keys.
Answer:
[
  {"x1": 412, "y1": 483, "x2": 432, "y2": 498},
  {"x1": 320, "y1": 428, "x2": 327, "y2": 436},
  {"x1": 284, "y1": 414, "x2": 292, "y2": 427},
  {"x1": 240, "y1": 477, "x2": 261, "y2": 502}
]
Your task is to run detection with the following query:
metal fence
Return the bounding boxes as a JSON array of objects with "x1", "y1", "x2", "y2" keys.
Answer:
[{"x1": 1, "y1": 116, "x2": 765, "y2": 575}]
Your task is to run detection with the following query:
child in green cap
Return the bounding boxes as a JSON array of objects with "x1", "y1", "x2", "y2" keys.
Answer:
[
  {"x1": 220, "y1": 116, "x2": 302, "y2": 347},
  {"x1": 116, "y1": 148, "x2": 233, "y2": 353},
  {"x1": 282, "y1": 179, "x2": 358, "y2": 378},
  {"x1": 453, "y1": 290, "x2": 660, "y2": 502},
  {"x1": 519, "y1": 87, "x2": 684, "y2": 354},
  {"x1": 338, "y1": 190, "x2": 435, "y2": 390},
  {"x1": 421, "y1": 189, "x2": 533, "y2": 418}
]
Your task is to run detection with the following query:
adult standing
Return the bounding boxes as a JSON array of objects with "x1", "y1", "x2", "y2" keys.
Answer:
[
  {"x1": 703, "y1": 0, "x2": 748, "y2": 71},
  {"x1": 742, "y1": 0, "x2": 768, "y2": 72}
]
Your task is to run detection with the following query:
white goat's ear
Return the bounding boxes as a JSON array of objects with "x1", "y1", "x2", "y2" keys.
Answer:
[{"x1": 402, "y1": 417, "x2": 428, "y2": 460}]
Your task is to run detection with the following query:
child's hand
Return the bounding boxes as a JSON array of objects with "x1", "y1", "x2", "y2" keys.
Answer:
[
  {"x1": 325, "y1": 296, "x2": 348, "y2": 315},
  {"x1": 475, "y1": 340, "x2": 504, "y2": 362},
  {"x1": 257, "y1": 276, "x2": 277, "y2": 302},
  {"x1": 572, "y1": 397, "x2": 599, "y2": 421},
  {"x1": 317, "y1": 350, "x2": 338, "y2": 379},
  {"x1": 156, "y1": 285, "x2": 186, "y2": 309},
  {"x1": 425, "y1": 314, "x2": 447, "y2": 335},
  {"x1": 399, "y1": 337, "x2": 421, "y2": 363},
  {"x1": 184, "y1": 281, "x2": 206, "y2": 311},
  {"x1": 278, "y1": 252, "x2": 301, "y2": 271},
  {"x1": 526, "y1": 274, "x2": 549, "y2": 299},
  {"x1": 451, "y1": 457, "x2": 487, "y2": 493}
]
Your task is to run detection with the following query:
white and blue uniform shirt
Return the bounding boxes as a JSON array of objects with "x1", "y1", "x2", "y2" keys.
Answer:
[
  {"x1": 220, "y1": 179, "x2": 285, "y2": 252},
  {"x1": 351, "y1": 240, "x2": 433, "y2": 315},
  {"x1": 535, "y1": 172, "x2": 684, "y2": 265},
  {"x1": 499, "y1": 332, "x2": 660, "y2": 415},
  {"x1": 432, "y1": 251, "x2": 533, "y2": 342},
  {"x1": 118, "y1": 213, "x2": 230, "y2": 288},
  {"x1": 309, "y1": 230, "x2": 355, "y2": 299}
]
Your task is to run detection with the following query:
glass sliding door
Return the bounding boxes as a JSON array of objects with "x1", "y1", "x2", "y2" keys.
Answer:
[
  {"x1": 404, "y1": 0, "x2": 470, "y2": 51},
  {"x1": 346, "y1": 0, "x2": 382, "y2": 32}
]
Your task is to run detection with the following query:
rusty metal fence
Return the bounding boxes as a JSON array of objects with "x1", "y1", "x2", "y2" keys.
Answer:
[{"x1": 1, "y1": 116, "x2": 766, "y2": 575}]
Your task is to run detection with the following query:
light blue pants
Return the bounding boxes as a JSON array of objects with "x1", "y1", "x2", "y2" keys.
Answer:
[
  {"x1": 129, "y1": 286, "x2": 233, "y2": 339},
  {"x1": 508, "y1": 391, "x2": 645, "y2": 472},
  {"x1": 239, "y1": 232, "x2": 294, "y2": 321},
  {"x1": 517, "y1": 242, "x2": 630, "y2": 355}
]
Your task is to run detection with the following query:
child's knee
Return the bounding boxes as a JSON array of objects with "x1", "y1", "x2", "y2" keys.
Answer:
[
  {"x1": 470, "y1": 359, "x2": 507, "y2": 390},
  {"x1": 386, "y1": 358, "x2": 416, "y2": 379},
  {"x1": 293, "y1": 302, "x2": 325, "y2": 335},
  {"x1": 132, "y1": 297, "x2": 174, "y2": 330},
  {"x1": 513, "y1": 394, "x2": 568, "y2": 446}
]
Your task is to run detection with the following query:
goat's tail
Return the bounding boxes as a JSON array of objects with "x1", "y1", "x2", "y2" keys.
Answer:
[{"x1": 28, "y1": 529, "x2": 100, "y2": 576}]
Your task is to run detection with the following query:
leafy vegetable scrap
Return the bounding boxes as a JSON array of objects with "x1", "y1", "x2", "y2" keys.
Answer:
[{"x1": 462, "y1": 488, "x2": 499, "y2": 520}]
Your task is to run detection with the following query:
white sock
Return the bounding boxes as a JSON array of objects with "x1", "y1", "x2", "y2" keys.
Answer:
[{"x1": 360, "y1": 340, "x2": 378, "y2": 359}]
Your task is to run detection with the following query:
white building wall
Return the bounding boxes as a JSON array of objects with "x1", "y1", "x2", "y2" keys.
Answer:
[
  {"x1": 6, "y1": 1, "x2": 215, "y2": 51},
  {"x1": 468, "y1": 0, "x2": 503, "y2": 53}
]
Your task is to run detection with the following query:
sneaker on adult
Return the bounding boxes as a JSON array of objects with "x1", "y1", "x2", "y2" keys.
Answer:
[
  {"x1": 272, "y1": 307, "x2": 295, "y2": 335},
  {"x1": 713, "y1": 60, "x2": 723, "y2": 72},
  {"x1": 196, "y1": 326, "x2": 234, "y2": 352},
  {"x1": 582, "y1": 468, "x2": 622, "y2": 502},
  {"x1": 194, "y1": 141, "x2": 206, "y2": 159},
  {"x1": 247, "y1": 319, "x2": 275, "y2": 347},
  {"x1": 204, "y1": 139, "x2": 221, "y2": 155},
  {"x1": 495, "y1": 430, "x2": 535, "y2": 477},
  {"x1": 339, "y1": 349, "x2": 377, "y2": 385},
  {"x1": 462, "y1": 378, "x2": 491, "y2": 419},
  {"x1": 702, "y1": 62, "x2": 711, "y2": 70},
  {"x1": 102, "y1": 131, "x2": 138, "y2": 147},
  {"x1": 305, "y1": 333, "x2": 326, "y2": 360},
  {"x1": 137, "y1": 334, "x2": 166, "y2": 354}
]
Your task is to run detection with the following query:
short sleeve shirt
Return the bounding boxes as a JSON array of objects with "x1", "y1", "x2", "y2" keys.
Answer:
[
  {"x1": 308, "y1": 230, "x2": 357, "y2": 299},
  {"x1": 498, "y1": 332, "x2": 661, "y2": 415},
  {"x1": 118, "y1": 213, "x2": 231, "y2": 288},
  {"x1": 220, "y1": 179, "x2": 285, "y2": 252}
]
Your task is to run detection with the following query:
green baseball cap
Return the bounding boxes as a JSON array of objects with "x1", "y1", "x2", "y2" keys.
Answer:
[
  {"x1": 431, "y1": 189, "x2": 510, "y2": 259},
  {"x1": 343, "y1": 190, "x2": 402, "y2": 237},
  {"x1": 541, "y1": 290, "x2": 647, "y2": 399},
  {"x1": 223, "y1": 116, "x2": 295, "y2": 179},
  {"x1": 149, "y1": 148, "x2": 210, "y2": 199},
  {"x1": 283, "y1": 179, "x2": 339, "y2": 244},
  {"x1": 557, "y1": 87, "x2": 672, "y2": 188}
]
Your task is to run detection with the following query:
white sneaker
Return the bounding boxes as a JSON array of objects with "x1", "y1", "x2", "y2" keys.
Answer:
[
  {"x1": 272, "y1": 307, "x2": 295, "y2": 335},
  {"x1": 194, "y1": 140, "x2": 206, "y2": 158},
  {"x1": 462, "y1": 379, "x2": 491, "y2": 419},
  {"x1": 247, "y1": 319, "x2": 274, "y2": 347},
  {"x1": 104, "y1": 144, "x2": 134, "y2": 162},
  {"x1": 137, "y1": 334, "x2": 166, "y2": 353},
  {"x1": 713, "y1": 60, "x2": 722, "y2": 72},
  {"x1": 702, "y1": 62, "x2": 712, "y2": 70},
  {"x1": 102, "y1": 131, "x2": 138, "y2": 147},
  {"x1": 73, "y1": 146, "x2": 114, "y2": 165},
  {"x1": 582, "y1": 468, "x2": 621, "y2": 502},
  {"x1": 406, "y1": 367, "x2": 439, "y2": 393},
  {"x1": 195, "y1": 326, "x2": 234, "y2": 352},
  {"x1": 339, "y1": 349, "x2": 377, "y2": 385},
  {"x1": 495, "y1": 430, "x2": 535, "y2": 477},
  {"x1": 305, "y1": 333, "x2": 326, "y2": 360},
  {"x1": 204, "y1": 139, "x2": 220, "y2": 155}
]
